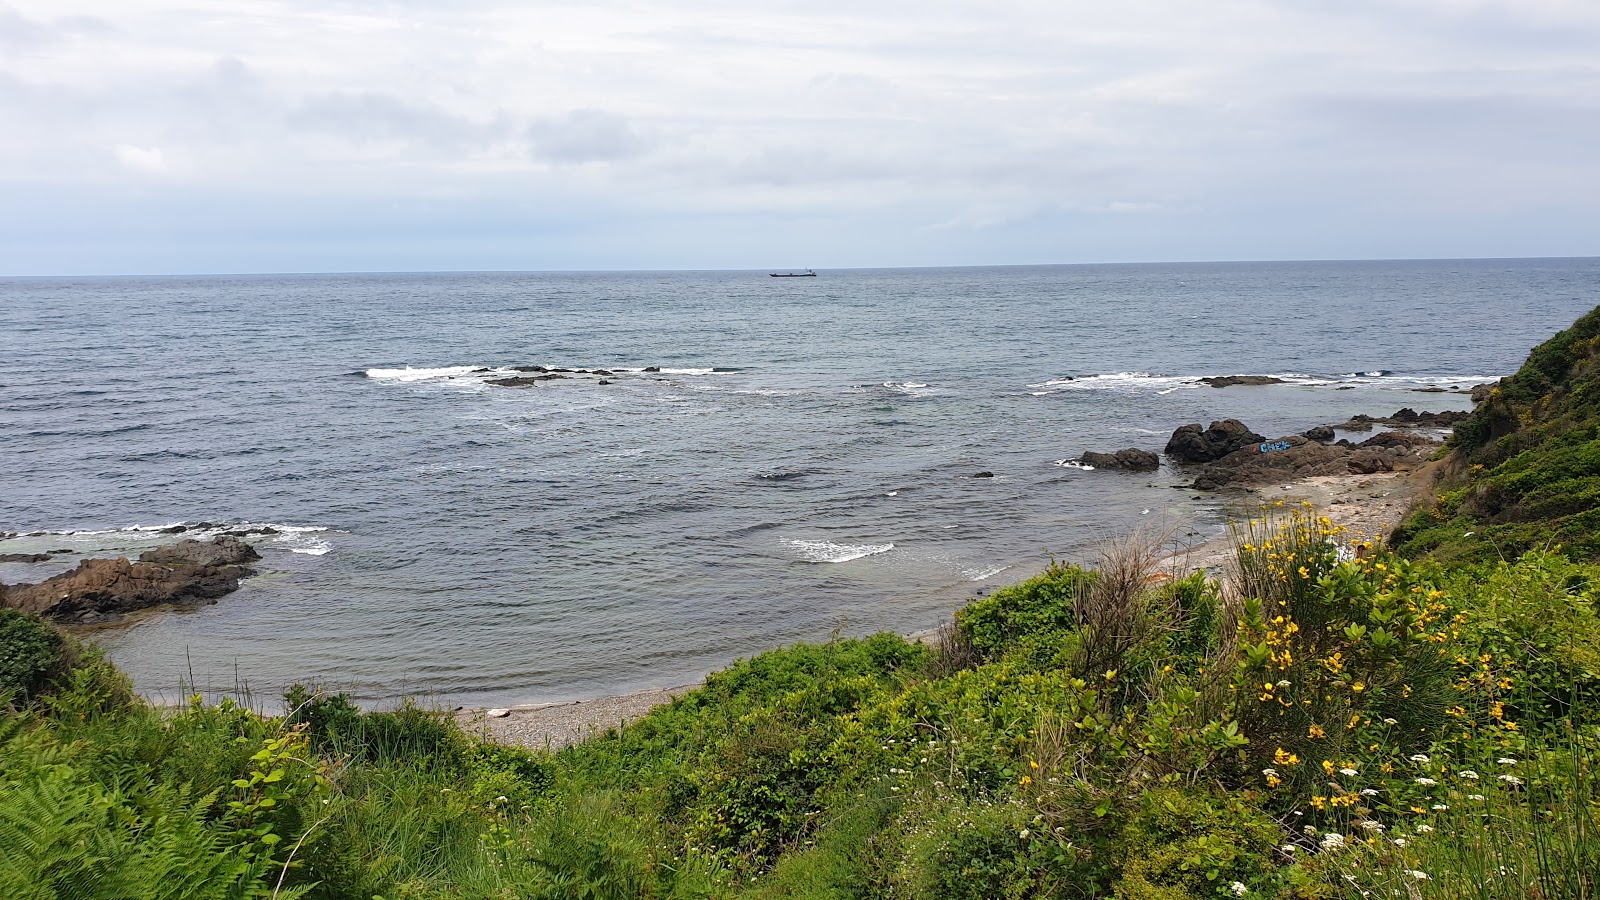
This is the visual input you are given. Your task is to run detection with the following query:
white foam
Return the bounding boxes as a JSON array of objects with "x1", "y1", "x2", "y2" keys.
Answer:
[
  {"x1": 1055, "y1": 460, "x2": 1096, "y2": 471},
  {"x1": 965, "y1": 565, "x2": 1007, "y2": 581},
  {"x1": 365, "y1": 365, "x2": 488, "y2": 383},
  {"x1": 783, "y1": 539, "x2": 895, "y2": 563},
  {"x1": 882, "y1": 381, "x2": 934, "y2": 396}
]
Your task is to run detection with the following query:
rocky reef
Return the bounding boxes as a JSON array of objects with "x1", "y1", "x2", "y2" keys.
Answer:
[{"x1": 0, "y1": 536, "x2": 260, "y2": 624}]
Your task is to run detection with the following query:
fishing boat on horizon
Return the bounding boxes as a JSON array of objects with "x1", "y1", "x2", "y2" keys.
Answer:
[{"x1": 769, "y1": 269, "x2": 817, "y2": 277}]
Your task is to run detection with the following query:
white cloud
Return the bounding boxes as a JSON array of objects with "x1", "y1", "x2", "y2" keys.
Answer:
[
  {"x1": 0, "y1": 0, "x2": 1597, "y2": 272},
  {"x1": 113, "y1": 142, "x2": 165, "y2": 173}
]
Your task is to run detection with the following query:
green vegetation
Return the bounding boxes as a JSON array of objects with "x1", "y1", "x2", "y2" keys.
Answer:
[
  {"x1": 5, "y1": 307, "x2": 1600, "y2": 897},
  {"x1": 1393, "y1": 304, "x2": 1600, "y2": 563}
]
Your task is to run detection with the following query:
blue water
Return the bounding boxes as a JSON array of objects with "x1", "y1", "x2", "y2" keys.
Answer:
[{"x1": 1, "y1": 259, "x2": 1596, "y2": 707}]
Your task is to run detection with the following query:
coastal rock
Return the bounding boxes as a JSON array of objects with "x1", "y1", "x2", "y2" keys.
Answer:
[
  {"x1": 1164, "y1": 419, "x2": 1266, "y2": 463},
  {"x1": 1079, "y1": 448, "x2": 1160, "y2": 472},
  {"x1": 487, "y1": 708, "x2": 510, "y2": 718},
  {"x1": 139, "y1": 535, "x2": 260, "y2": 568},
  {"x1": 972, "y1": 471, "x2": 995, "y2": 478},
  {"x1": 512, "y1": 365, "x2": 549, "y2": 373},
  {"x1": 1189, "y1": 430, "x2": 1438, "y2": 491},
  {"x1": 486, "y1": 374, "x2": 565, "y2": 387},
  {"x1": 643, "y1": 366, "x2": 661, "y2": 373},
  {"x1": 1199, "y1": 375, "x2": 1286, "y2": 388},
  {"x1": 0, "y1": 553, "x2": 52, "y2": 563},
  {"x1": 1, "y1": 536, "x2": 260, "y2": 623},
  {"x1": 1470, "y1": 382, "x2": 1497, "y2": 403},
  {"x1": 1332, "y1": 409, "x2": 1470, "y2": 430},
  {"x1": 1303, "y1": 425, "x2": 1335, "y2": 442}
]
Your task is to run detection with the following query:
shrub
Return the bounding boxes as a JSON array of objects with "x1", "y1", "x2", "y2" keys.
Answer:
[{"x1": 0, "y1": 608, "x2": 67, "y2": 706}]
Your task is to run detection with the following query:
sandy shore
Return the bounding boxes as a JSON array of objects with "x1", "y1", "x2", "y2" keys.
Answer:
[{"x1": 464, "y1": 462, "x2": 1442, "y2": 751}]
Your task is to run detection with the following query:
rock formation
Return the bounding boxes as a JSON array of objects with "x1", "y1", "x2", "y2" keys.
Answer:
[
  {"x1": 1164, "y1": 419, "x2": 1267, "y2": 462},
  {"x1": 0, "y1": 536, "x2": 260, "y2": 623},
  {"x1": 1078, "y1": 448, "x2": 1160, "y2": 471}
]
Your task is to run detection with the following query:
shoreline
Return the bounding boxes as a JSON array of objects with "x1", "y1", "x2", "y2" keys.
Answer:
[{"x1": 463, "y1": 461, "x2": 1442, "y2": 751}]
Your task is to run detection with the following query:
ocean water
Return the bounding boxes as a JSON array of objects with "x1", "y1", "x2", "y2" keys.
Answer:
[{"x1": 1, "y1": 259, "x2": 1596, "y2": 707}]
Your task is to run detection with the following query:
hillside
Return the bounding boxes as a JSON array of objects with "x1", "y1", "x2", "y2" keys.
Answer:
[{"x1": 1393, "y1": 304, "x2": 1600, "y2": 562}]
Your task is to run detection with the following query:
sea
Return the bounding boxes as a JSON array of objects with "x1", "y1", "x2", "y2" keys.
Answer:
[{"x1": 2, "y1": 259, "x2": 1596, "y2": 708}]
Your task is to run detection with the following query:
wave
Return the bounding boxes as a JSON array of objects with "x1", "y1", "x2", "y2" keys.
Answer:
[
  {"x1": 882, "y1": 381, "x2": 934, "y2": 396},
  {"x1": 783, "y1": 539, "x2": 894, "y2": 563},
  {"x1": 2, "y1": 521, "x2": 336, "y2": 557},
  {"x1": 365, "y1": 365, "x2": 491, "y2": 383},
  {"x1": 1054, "y1": 459, "x2": 1096, "y2": 471},
  {"x1": 1028, "y1": 370, "x2": 1505, "y2": 395}
]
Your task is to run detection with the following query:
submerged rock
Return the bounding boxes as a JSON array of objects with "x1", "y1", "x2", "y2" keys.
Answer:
[
  {"x1": 972, "y1": 471, "x2": 995, "y2": 478},
  {"x1": 1199, "y1": 375, "x2": 1286, "y2": 387},
  {"x1": 486, "y1": 374, "x2": 565, "y2": 387},
  {"x1": 1164, "y1": 419, "x2": 1266, "y2": 462},
  {"x1": 0, "y1": 553, "x2": 51, "y2": 563},
  {"x1": 1078, "y1": 448, "x2": 1160, "y2": 472},
  {"x1": 0, "y1": 536, "x2": 261, "y2": 624}
]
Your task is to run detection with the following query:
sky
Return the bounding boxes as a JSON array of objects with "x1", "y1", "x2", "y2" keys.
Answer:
[{"x1": 2, "y1": 0, "x2": 1599, "y2": 275}]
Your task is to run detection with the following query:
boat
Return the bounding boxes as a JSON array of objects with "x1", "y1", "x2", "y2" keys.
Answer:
[{"x1": 769, "y1": 269, "x2": 817, "y2": 277}]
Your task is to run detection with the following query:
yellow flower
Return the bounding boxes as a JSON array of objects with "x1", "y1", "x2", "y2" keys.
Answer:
[
  {"x1": 1310, "y1": 796, "x2": 1328, "y2": 811},
  {"x1": 1308, "y1": 724, "x2": 1326, "y2": 738},
  {"x1": 1298, "y1": 566, "x2": 1311, "y2": 579},
  {"x1": 1019, "y1": 775, "x2": 1032, "y2": 786},
  {"x1": 1275, "y1": 748, "x2": 1300, "y2": 766},
  {"x1": 1030, "y1": 760, "x2": 1040, "y2": 770},
  {"x1": 1322, "y1": 760, "x2": 1336, "y2": 776}
]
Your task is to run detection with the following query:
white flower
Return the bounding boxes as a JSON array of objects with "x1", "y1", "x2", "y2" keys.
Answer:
[
  {"x1": 1358, "y1": 820, "x2": 1384, "y2": 832},
  {"x1": 1407, "y1": 870, "x2": 1430, "y2": 881},
  {"x1": 1416, "y1": 824, "x2": 1435, "y2": 833},
  {"x1": 1341, "y1": 768, "x2": 1359, "y2": 776},
  {"x1": 1321, "y1": 833, "x2": 1347, "y2": 850},
  {"x1": 1468, "y1": 794, "x2": 1485, "y2": 801},
  {"x1": 1410, "y1": 754, "x2": 1431, "y2": 764},
  {"x1": 1019, "y1": 828, "x2": 1030, "y2": 839},
  {"x1": 1262, "y1": 768, "x2": 1280, "y2": 778},
  {"x1": 1432, "y1": 804, "x2": 1448, "y2": 810},
  {"x1": 1281, "y1": 844, "x2": 1298, "y2": 853},
  {"x1": 1415, "y1": 777, "x2": 1438, "y2": 786},
  {"x1": 1383, "y1": 717, "x2": 1398, "y2": 726},
  {"x1": 1304, "y1": 825, "x2": 1318, "y2": 836},
  {"x1": 1231, "y1": 882, "x2": 1248, "y2": 897},
  {"x1": 1498, "y1": 758, "x2": 1517, "y2": 765},
  {"x1": 1461, "y1": 770, "x2": 1479, "y2": 780},
  {"x1": 1499, "y1": 774, "x2": 1524, "y2": 786},
  {"x1": 1360, "y1": 788, "x2": 1380, "y2": 796},
  {"x1": 1276, "y1": 680, "x2": 1291, "y2": 688},
  {"x1": 1393, "y1": 837, "x2": 1408, "y2": 847}
]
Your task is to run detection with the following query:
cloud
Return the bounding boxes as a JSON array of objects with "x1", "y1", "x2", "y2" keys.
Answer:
[
  {"x1": 527, "y1": 109, "x2": 649, "y2": 164},
  {"x1": 1, "y1": 0, "x2": 1599, "y2": 272},
  {"x1": 113, "y1": 143, "x2": 164, "y2": 173}
]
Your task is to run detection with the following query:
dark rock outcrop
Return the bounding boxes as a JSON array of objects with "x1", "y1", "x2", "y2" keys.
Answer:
[
  {"x1": 1199, "y1": 375, "x2": 1286, "y2": 388},
  {"x1": 0, "y1": 553, "x2": 51, "y2": 563},
  {"x1": 972, "y1": 471, "x2": 995, "y2": 478},
  {"x1": 1470, "y1": 382, "x2": 1497, "y2": 403},
  {"x1": 1332, "y1": 409, "x2": 1471, "y2": 431},
  {"x1": 486, "y1": 374, "x2": 566, "y2": 387},
  {"x1": 1303, "y1": 425, "x2": 1335, "y2": 442},
  {"x1": 0, "y1": 536, "x2": 260, "y2": 623},
  {"x1": 1164, "y1": 419, "x2": 1267, "y2": 462},
  {"x1": 1079, "y1": 448, "x2": 1160, "y2": 472},
  {"x1": 1190, "y1": 431, "x2": 1438, "y2": 491}
]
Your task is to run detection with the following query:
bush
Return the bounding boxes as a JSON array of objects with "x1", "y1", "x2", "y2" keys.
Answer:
[{"x1": 0, "y1": 609, "x2": 67, "y2": 706}]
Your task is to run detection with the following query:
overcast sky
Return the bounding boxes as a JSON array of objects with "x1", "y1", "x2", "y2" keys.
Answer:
[{"x1": 2, "y1": 0, "x2": 1599, "y2": 274}]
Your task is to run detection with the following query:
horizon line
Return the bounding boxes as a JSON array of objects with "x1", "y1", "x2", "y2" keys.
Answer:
[{"x1": 2, "y1": 253, "x2": 1597, "y2": 280}]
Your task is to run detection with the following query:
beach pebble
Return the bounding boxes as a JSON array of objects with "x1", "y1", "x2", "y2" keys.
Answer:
[{"x1": 487, "y1": 708, "x2": 510, "y2": 718}]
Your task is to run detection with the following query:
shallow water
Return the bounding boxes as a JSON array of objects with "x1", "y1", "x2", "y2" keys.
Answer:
[{"x1": 1, "y1": 259, "x2": 1595, "y2": 706}]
